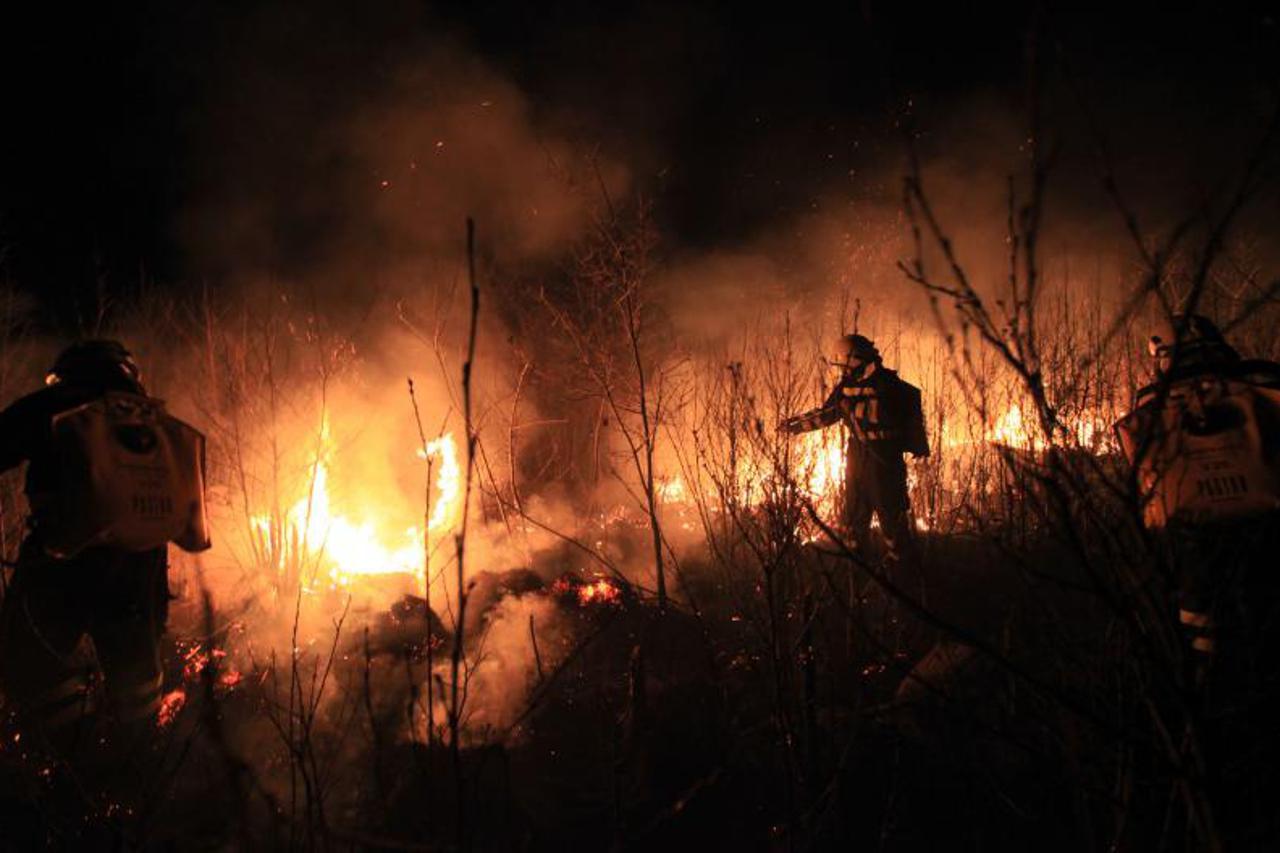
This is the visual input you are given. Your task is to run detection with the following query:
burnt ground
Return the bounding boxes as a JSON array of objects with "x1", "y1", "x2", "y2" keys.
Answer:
[{"x1": 3, "y1": 527, "x2": 1280, "y2": 850}]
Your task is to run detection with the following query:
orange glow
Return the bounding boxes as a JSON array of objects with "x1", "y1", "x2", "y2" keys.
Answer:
[
  {"x1": 552, "y1": 575, "x2": 624, "y2": 607},
  {"x1": 987, "y1": 403, "x2": 1040, "y2": 449},
  {"x1": 794, "y1": 428, "x2": 846, "y2": 510},
  {"x1": 985, "y1": 403, "x2": 1117, "y2": 452},
  {"x1": 419, "y1": 434, "x2": 462, "y2": 531},
  {"x1": 576, "y1": 578, "x2": 622, "y2": 606},
  {"x1": 251, "y1": 432, "x2": 461, "y2": 588},
  {"x1": 158, "y1": 689, "x2": 186, "y2": 728},
  {"x1": 655, "y1": 474, "x2": 688, "y2": 504},
  {"x1": 181, "y1": 640, "x2": 224, "y2": 681}
]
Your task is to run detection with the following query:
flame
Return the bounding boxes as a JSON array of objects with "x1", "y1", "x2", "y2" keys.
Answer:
[
  {"x1": 655, "y1": 474, "x2": 687, "y2": 504},
  {"x1": 986, "y1": 403, "x2": 1116, "y2": 452},
  {"x1": 649, "y1": 429, "x2": 847, "y2": 519},
  {"x1": 251, "y1": 433, "x2": 462, "y2": 588},
  {"x1": 417, "y1": 435, "x2": 462, "y2": 531},
  {"x1": 987, "y1": 404, "x2": 1040, "y2": 449},
  {"x1": 795, "y1": 429, "x2": 846, "y2": 507}
]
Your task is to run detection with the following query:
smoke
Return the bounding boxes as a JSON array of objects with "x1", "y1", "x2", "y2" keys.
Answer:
[
  {"x1": 2, "y1": 3, "x2": 1278, "y2": 780},
  {"x1": 454, "y1": 592, "x2": 573, "y2": 736},
  {"x1": 174, "y1": 1, "x2": 629, "y2": 302}
]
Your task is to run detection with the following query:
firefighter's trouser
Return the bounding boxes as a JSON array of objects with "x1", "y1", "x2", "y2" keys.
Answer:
[
  {"x1": 0, "y1": 541, "x2": 168, "y2": 740},
  {"x1": 1168, "y1": 516, "x2": 1274, "y2": 670},
  {"x1": 843, "y1": 439, "x2": 916, "y2": 563},
  {"x1": 1172, "y1": 514, "x2": 1280, "y2": 676}
]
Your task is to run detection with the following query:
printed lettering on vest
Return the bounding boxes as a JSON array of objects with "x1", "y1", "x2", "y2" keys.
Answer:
[{"x1": 42, "y1": 392, "x2": 211, "y2": 558}]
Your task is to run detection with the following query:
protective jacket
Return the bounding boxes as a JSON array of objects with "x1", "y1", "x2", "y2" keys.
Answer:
[
  {"x1": 789, "y1": 363, "x2": 929, "y2": 455},
  {"x1": 1117, "y1": 344, "x2": 1280, "y2": 670},
  {"x1": 0, "y1": 371, "x2": 169, "y2": 739},
  {"x1": 788, "y1": 363, "x2": 927, "y2": 557}
]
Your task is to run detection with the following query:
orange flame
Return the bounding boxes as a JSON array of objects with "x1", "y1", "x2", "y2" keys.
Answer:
[
  {"x1": 655, "y1": 474, "x2": 688, "y2": 504},
  {"x1": 418, "y1": 434, "x2": 462, "y2": 532},
  {"x1": 986, "y1": 403, "x2": 1116, "y2": 452},
  {"x1": 794, "y1": 429, "x2": 846, "y2": 509},
  {"x1": 251, "y1": 432, "x2": 462, "y2": 587}
]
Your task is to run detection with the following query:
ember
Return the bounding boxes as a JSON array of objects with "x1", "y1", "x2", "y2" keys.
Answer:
[
  {"x1": 178, "y1": 639, "x2": 244, "y2": 692},
  {"x1": 552, "y1": 575, "x2": 625, "y2": 608},
  {"x1": 180, "y1": 640, "x2": 225, "y2": 681},
  {"x1": 576, "y1": 578, "x2": 622, "y2": 607},
  {"x1": 157, "y1": 689, "x2": 186, "y2": 728}
]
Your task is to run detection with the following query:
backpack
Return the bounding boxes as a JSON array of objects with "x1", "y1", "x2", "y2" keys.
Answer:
[
  {"x1": 1115, "y1": 375, "x2": 1280, "y2": 528},
  {"x1": 895, "y1": 379, "x2": 930, "y2": 457},
  {"x1": 39, "y1": 392, "x2": 211, "y2": 558}
]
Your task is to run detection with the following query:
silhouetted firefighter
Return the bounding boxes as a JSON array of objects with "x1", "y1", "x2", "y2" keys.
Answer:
[
  {"x1": 0, "y1": 341, "x2": 210, "y2": 749},
  {"x1": 783, "y1": 333, "x2": 929, "y2": 564},
  {"x1": 1117, "y1": 315, "x2": 1280, "y2": 680}
]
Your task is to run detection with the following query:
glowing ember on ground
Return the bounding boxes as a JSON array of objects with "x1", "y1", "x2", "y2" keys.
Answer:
[
  {"x1": 181, "y1": 640, "x2": 225, "y2": 681},
  {"x1": 553, "y1": 575, "x2": 624, "y2": 607},
  {"x1": 157, "y1": 689, "x2": 186, "y2": 728},
  {"x1": 178, "y1": 640, "x2": 242, "y2": 691},
  {"x1": 576, "y1": 578, "x2": 622, "y2": 606}
]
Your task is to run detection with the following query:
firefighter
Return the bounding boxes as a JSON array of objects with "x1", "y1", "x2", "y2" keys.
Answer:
[
  {"x1": 1120, "y1": 314, "x2": 1280, "y2": 678},
  {"x1": 782, "y1": 333, "x2": 930, "y2": 564},
  {"x1": 0, "y1": 341, "x2": 169, "y2": 747}
]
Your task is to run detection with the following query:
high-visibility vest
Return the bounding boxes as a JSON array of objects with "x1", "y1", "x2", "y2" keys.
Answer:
[
  {"x1": 37, "y1": 392, "x2": 211, "y2": 558},
  {"x1": 791, "y1": 370, "x2": 929, "y2": 456},
  {"x1": 1116, "y1": 376, "x2": 1280, "y2": 528}
]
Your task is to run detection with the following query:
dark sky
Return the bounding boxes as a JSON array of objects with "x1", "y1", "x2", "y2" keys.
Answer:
[{"x1": 0, "y1": 2, "x2": 1275, "y2": 326}]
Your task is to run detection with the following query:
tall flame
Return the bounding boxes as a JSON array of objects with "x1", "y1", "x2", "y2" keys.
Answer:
[
  {"x1": 795, "y1": 429, "x2": 846, "y2": 508},
  {"x1": 419, "y1": 434, "x2": 461, "y2": 531},
  {"x1": 251, "y1": 432, "x2": 461, "y2": 588}
]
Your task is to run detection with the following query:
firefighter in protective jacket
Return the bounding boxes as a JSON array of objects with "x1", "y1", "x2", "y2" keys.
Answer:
[
  {"x1": 0, "y1": 341, "x2": 170, "y2": 743},
  {"x1": 1117, "y1": 314, "x2": 1280, "y2": 675},
  {"x1": 783, "y1": 334, "x2": 929, "y2": 561}
]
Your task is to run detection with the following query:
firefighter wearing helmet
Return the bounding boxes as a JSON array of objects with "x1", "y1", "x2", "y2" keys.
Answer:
[
  {"x1": 782, "y1": 333, "x2": 929, "y2": 564},
  {"x1": 1116, "y1": 314, "x2": 1280, "y2": 681},
  {"x1": 0, "y1": 340, "x2": 209, "y2": 749}
]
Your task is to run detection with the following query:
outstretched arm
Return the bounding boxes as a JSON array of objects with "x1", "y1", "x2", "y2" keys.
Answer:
[{"x1": 782, "y1": 386, "x2": 844, "y2": 434}]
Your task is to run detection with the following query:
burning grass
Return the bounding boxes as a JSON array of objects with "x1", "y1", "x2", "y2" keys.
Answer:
[{"x1": 1, "y1": 175, "x2": 1278, "y2": 850}]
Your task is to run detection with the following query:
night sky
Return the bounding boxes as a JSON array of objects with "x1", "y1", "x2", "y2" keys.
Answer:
[{"x1": 1, "y1": 2, "x2": 1275, "y2": 327}]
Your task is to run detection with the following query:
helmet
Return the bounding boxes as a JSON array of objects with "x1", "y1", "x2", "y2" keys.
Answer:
[
  {"x1": 46, "y1": 339, "x2": 141, "y2": 388},
  {"x1": 1147, "y1": 314, "x2": 1237, "y2": 376},
  {"x1": 833, "y1": 333, "x2": 880, "y2": 368}
]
